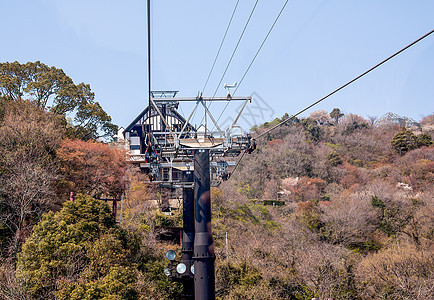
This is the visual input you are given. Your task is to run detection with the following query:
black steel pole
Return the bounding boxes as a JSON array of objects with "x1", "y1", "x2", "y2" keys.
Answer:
[
  {"x1": 193, "y1": 149, "x2": 215, "y2": 300},
  {"x1": 182, "y1": 171, "x2": 194, "y2": 299},
  {"x1": 147, "y1": 0, "x2": 152, "y2": 148}
]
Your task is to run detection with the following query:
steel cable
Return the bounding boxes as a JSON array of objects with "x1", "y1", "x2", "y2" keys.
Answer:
[
  {"x1": 230, "y1": 28, "x2": 434, "y2": 177},
  {"x1": 202, "y1": 0, "x2": 240, "y2": 94},
  {"x1": 215, "y1": 0, "x2": 290, "y2": 127}
]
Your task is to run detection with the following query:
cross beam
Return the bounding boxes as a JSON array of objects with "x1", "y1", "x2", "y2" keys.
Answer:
[{"x1": 152, "y1": 96, "x2": 251, "y2": 102}]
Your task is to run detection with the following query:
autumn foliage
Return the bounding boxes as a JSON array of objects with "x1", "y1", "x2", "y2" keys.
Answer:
[{"x1": 57, "y1": 139, "x2": 128, "y2": 198}]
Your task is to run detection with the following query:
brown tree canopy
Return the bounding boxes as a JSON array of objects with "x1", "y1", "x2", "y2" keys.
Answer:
[
  {"x1": 0, "y1": 99, "x2": 63, "y2": 257},
  {"x1": 57, "y1": 139, "x2": 128, "y2": 198}
]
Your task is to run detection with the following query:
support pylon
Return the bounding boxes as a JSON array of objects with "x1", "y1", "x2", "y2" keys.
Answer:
[
  {"x1": 193, "y1": 149, "x2": 215, "y2": 299},
  {"x1": 181, "y1": 171, "x2": 194, "y2": 299}
]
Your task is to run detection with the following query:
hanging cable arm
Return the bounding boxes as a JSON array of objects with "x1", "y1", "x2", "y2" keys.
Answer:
[{"x1": 147, "y1": 0, "x2": 152, "y2": 146}]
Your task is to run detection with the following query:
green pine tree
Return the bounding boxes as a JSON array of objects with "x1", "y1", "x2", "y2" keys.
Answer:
[
  {"x1": 391, "y1": 129, "x2": 418, "y2": 155},
  {"x1": 17, "y1": 195, "x2": 140, "y2": 299}
]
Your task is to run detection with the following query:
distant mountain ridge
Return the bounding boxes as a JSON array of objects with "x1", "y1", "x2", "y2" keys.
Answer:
[{"x1": 376, "y1": 112, "x2": 419, "y2": 128}]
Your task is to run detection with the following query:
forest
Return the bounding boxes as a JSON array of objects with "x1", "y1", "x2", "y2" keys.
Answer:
[{"x1": 1, "y1": 62, "x2": 433, "y2": 299}]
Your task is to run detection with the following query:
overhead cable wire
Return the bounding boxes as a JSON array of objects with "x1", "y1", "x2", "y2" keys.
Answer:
[
  {"x1": 215, "y1": 0, "x2": 290, "y2": 127},
  {"x1": 230, "y1": 28, "x2": 434, "y2": 177},
  {"x1": 233, "y1": 0, "x2": 289, "y2": 96},
  {"x1": 202, "y1": 0, "x2": 240, "y2": 94},
  {"x1": 254, "y1": 28, "x2": 434, "y2": 140},
  {"x1": 230, "y1": 149, "x2": 247, "y2": 178},
  {"x1": 213, "y1": 97, "x2": 232, "y2": 127},
  {"x1": 201, "y1": 0, "x2": 260, "y2": 126},
  {"x1": 211, "y1": 0, "x2": 260, "y2": 99}
]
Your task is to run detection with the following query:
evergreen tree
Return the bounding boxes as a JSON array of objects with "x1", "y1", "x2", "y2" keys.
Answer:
[
  {"x1": 330, "y1": 108, "x2": 344, "y2": 124},
  {"x1": 416, "y1": 133, "x2": 433, "y2": 147},
  {"x1": 17, "y1": 195, "x2": 140, "y2": 299},
  {"x1": 391, "y1": 129, "x2": 418, "y2": 155},
  {"x1": 0, "y1": 61, "x2": 117, "y2": 140}
]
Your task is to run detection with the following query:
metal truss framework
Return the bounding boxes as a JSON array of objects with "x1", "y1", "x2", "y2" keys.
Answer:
[{"x1": 125, "y1": 93, "x2": 252, "y2": 187}]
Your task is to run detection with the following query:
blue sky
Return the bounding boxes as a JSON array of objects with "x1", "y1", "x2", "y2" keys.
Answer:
[{"x1": 1, "y1": 0, "x2": 433, "y2": 130}]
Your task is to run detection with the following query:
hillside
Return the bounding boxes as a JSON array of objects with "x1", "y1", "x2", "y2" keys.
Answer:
[
  {"x1": 0, "y1": 94, "x2": 433, "y2": 299},
  {"x1": 207, "y1": 110, "x2": 433, "y2": 299}
]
